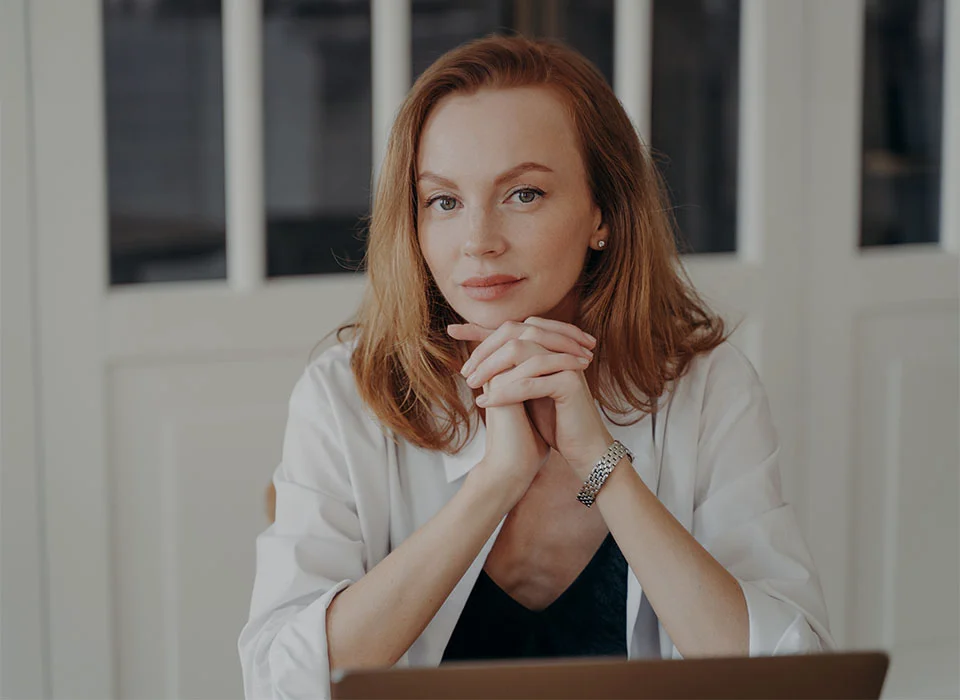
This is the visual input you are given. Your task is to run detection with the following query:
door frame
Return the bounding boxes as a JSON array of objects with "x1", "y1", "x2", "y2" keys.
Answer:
[
  {"x1": 27, "y1": 1, "x2": 116, "y2": 697},
  {"x1": 1, "y1": 0, "x2": 47, "y2": 697}
]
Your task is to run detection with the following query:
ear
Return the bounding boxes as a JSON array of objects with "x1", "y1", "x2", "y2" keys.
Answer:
[{"x1": 590, "y1": 207, "x2": 610, "y2": 248}]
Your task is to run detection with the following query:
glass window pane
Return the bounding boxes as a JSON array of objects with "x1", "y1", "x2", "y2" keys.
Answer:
[
  {"x1": 264, "y1": 0, "x2": 372, "y2": 277},
  {"x1": 412, "y1": 0, "x2": 614, "y2": 87},
  {"x1": 860, "y1": 0, "x2": 944, "y2": 247},
  {"x1": 651, "y1": 0, "x2": 740, "y2": 254},
  {"x1": 104, "y1": 0, "x2": 227, "y2": 285},
  {"x1": 412, "y1": 0, "x2": 509, "y2": 78}
]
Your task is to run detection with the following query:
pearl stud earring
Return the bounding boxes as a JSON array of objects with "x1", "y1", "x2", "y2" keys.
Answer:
[{"x1": 597, "y1": 240, "x2": 606, "y2": 249}]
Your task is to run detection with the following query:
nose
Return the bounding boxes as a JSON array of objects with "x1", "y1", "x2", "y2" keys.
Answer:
[{"x1": 462, "y1": 207, "x2": 506, "y2": 259}]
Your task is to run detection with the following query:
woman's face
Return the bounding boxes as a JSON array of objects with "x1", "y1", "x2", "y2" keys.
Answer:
[{"x1": 416, "y1": 86, "x2": 608, "y2": 331}]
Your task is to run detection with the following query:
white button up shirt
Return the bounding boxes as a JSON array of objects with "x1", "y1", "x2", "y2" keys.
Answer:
[{"x1": 239, "y1": 340, "x2": 834, "y2": 700}]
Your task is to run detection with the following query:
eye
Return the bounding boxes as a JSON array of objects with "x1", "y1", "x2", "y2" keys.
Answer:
[
  {"x1": 426, "y1": 195, "x2": 459, "y2": 212},
  {"x1": 510, "y1": 187, "x2": 544, "y2": 205}
]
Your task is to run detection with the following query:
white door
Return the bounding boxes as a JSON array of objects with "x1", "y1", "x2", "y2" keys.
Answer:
[
  {"x1": 13, "y1": 0, "x2": 955, "y2": 698},
  {"x1": 25, "y1": 1, "x2": 368, "y2": 697},
  {"x1": 803, "y1": 1, "x2": 959, "y2": 697}
]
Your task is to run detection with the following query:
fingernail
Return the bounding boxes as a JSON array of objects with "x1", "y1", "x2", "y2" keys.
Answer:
[
  {"x1": 578, "y1": 357, "x2": 590, "y2": 365},
  {"x1": 584, "y1": 348, "x2": 594, "y2": 358},
  {"x1": 466, "y1": 372, "x2": 479, "y2": 387},
  {"x1": 476, "y1": 395, "x2": 488, "y2": 406},
  {"x1": 460, "y1": 364, "x2": 472, "y2": 377},
  {"x1": 585, "y1": 333, "x2": 597, "y2": 344}
]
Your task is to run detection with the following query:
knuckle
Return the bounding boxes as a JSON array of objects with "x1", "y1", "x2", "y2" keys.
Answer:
[
  {"x1": 520, "y1": 326, "x2": 543, "y2": 343},
  {"x1": 504, "y1": 339, "x2": 523, "y2": 360}
]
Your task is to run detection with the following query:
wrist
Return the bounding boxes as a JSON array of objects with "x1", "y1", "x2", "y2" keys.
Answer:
[
  {"x1": 463, "y1": 461, "x2": 526, "y2": 516},
  {"x1": 575, "y1": 439, "x2": 633, "y2": 508},
  {"x1": 572, "y1": 431, "x2": 617, "y2": 481}
]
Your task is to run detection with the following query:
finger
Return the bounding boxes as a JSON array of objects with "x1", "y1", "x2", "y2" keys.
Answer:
[
  {"x1": 522, "y1": 316, "x2": 596, "y2": 348},
  {"x1": 466, "y1": 339, "x2": 593, "y2": 388},
  {"x1": 478, "y1": 356, "x2": 588, "y2": 406},
  {"x1": 479, "y1": 370, "x2": 582, "y2": 407},
  {"x1": 516, "y1": 325, "x2": 594, "y2": 361},
  {"x1": 446, "y1": 323, "x2": 494, "y2": 342},
  {"x1": 459, "y1": 321, "x2": 525, "y2": 377},
  {"x1": 462, "y1": 322, "x2": 592, "y2": 377}
]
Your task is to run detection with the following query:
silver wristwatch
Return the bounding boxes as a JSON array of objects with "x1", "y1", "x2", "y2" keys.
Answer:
[{"x1": 576, "y1": 440, "x2": 633, "y2": 507}]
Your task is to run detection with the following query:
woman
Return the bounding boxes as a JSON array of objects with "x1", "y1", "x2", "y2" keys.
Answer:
[{"x1": 239, "y1": 35, "x2": 832, "y2": 699}]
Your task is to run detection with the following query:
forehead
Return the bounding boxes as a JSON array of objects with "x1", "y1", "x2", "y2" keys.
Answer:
[{"x1": 417, "y1": 86, "x2": 584, "y2": 180}]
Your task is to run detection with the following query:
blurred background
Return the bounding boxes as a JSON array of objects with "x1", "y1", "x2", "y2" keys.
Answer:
[{"x1": 1, "y1": 0, "x2": 957, "y2": 698}]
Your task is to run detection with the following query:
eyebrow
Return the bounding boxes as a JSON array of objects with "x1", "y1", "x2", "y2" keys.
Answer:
[{"x1": 417, "y1": 162, "x2": 554, "y2": 189}]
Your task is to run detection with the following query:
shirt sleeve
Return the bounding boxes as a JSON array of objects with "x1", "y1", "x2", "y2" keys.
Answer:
[
  {"x1": 690, "y1": 345, "x2": 835, "y2": 655},
  {"x1": 238, "y1": 353, "x2": 383, "y2": 699}
]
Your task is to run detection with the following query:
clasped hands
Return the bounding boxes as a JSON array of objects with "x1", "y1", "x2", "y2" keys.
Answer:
[{"x1": 447, "y1": 317, "x2": 615, "y2": 479}]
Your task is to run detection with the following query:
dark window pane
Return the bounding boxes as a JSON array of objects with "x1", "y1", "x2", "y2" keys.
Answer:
[
  {"x1": 651, "y1": 0, "x2": 740, "y2": 254},
  {"x1": 412, "y1": 0, "x2": 614, "y2": 88},
  {"x1": 104, "y1": 0, "x2": 227, "y2": 285},
  {"x1": 559, "y1": 0, "x2": 614, "y2": 86},
  {"x1": 412, "y1": 0, "x2": 510, "y2": 78},
  {"x1": 860, "y1": 0, "x2": 944, "y2": 247},
  {"x1": 264, "y1": 0, "x2": 372, "y2": 277}
]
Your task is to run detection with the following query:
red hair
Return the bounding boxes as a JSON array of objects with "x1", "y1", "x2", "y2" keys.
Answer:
[{"x1": 337, "y1": 35, "x2": 725, "y2": 452}]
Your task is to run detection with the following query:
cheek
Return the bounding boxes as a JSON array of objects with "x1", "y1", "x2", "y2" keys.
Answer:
[
  {"x1": 418, "y1": 228, "x2": 455, "y2": 283},
  {"x1": 529, "y1": 220, "x2": 589, "y2": 270}
]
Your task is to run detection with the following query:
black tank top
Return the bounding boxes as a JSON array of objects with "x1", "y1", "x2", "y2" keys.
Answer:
[{"x1": 441, "y1": 532, "x2": 628, "y2": 662}]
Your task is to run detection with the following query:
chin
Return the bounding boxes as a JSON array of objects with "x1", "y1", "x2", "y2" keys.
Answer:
[
  {"x1": 459, "y1": 300, "x2": 557, "y2": 330},
  {"x1": 447, "y1": 300, "x2": 520, "y2": 330},
  {"x1": 459, "y1": 309, "x2": 517, "y2": 330}
]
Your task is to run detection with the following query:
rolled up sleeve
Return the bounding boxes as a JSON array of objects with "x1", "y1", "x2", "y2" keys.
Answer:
[
  {"x1": 691, "y1": 345, "x2": 835, "y2": 655},
  {"x1": 238, "y1": 350, "x2": 384, "y2": 699}
]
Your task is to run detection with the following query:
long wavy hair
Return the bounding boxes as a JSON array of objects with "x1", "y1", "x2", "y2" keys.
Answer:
[{"x1": 335, "y1": 34, "x2": 726, "y2": 453}]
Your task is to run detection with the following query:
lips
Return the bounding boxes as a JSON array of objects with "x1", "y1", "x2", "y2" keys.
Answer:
[
  {"x1": 461, "y1": 275, "x2": 524, "y2": 287},
  {"x1": 460, "y1": 275, "x2": 525, "y2": 301}
]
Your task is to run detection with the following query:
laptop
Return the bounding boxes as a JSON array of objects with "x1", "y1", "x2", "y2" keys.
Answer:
[{"x1": 331, "y1": 650, "x2": 889, "y2": 699}]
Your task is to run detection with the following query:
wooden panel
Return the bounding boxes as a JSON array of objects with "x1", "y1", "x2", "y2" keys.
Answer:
[
  {"x1": 850, "y1": 306, "x2": 959, "y2": 699},
  {"x1": 889, "y1": 363, "x2": 959, "y2": 647},
  {"x1": 109, "y1": 355, "x2": 308, "y2": 698}
]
